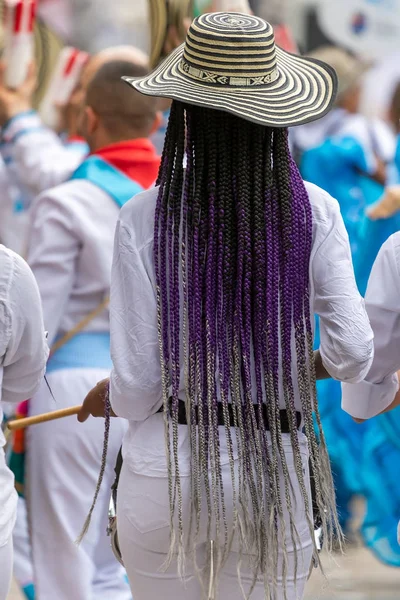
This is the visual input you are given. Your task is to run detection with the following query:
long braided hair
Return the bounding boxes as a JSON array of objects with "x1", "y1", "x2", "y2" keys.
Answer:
[{"x1": 155, "y1": 100, "x2": 341, "y2": 597}]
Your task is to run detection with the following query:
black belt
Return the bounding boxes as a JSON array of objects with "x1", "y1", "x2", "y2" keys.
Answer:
[{"x1": 157, "y1": 399, "x2": 301, "y2": 432}]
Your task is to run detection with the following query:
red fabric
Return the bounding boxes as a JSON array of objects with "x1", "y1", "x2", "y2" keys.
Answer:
[
  {"x1": 29, "y1": 0, "x2": 36, "y2": 32},
  {"x1": 13, "y1": 1, "x2": 36, "y2": 33},
  {"x1": 67, "y1": 135, "x2": 86, "y2": 143},
  {"x1": 15, "y1": 2, "x2": 24, "y2": 32},
  {"x1": 64, "y1": 48, "x2": 80, "y2": 75},
  {"x1": 274, "y1": 25, "x2": 298, "y2": 54},
  {"x1": 93, "y1": 139, "x2": 160, "y2": 190}
]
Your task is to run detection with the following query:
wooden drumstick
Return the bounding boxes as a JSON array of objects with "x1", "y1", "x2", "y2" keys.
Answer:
[{"x1": 7, "y1": 406, "x2": 82, "y2": 431}]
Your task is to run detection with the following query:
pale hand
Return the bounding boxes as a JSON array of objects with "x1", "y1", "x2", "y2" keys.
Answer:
[
  {"x1": 0, "y1": 61, "x2": 37, "y2": 126},
  {"x1": 77, "y1": 378, "x2": 116, "y2": 423},
  {"x1": 368, "y1": 186, "x2": 400, "y2": 221}
]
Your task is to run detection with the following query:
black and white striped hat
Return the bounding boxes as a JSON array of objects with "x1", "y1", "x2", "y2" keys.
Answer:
[{"x1": 124, "y1": 12, "x2": 338, "y2": 128}]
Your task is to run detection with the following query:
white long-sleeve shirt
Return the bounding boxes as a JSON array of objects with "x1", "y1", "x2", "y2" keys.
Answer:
[
  {"x1": 0, "y1": 246, "x2": 48, "y2": 546},
  {"x1": 27, "y1": 179, "x2": 121, "y2": 346},
  {"x1": 109, "y1": 182, "x2": 374, "y2": 429},
  {"x1": 342, "y1": 232, "x2": 400, "y2": 419},
  {"x1": 1, "y1": 111, "x2": 84, "y2": 198}
]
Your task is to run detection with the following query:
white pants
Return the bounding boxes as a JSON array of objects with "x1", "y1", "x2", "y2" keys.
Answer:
[
  {"x1": 117, "y1": 436, "x2": 313, "y2": 600},
  {"x1": 26, "y1": 368, "x2": 131, "y2": 600},
  {"x1": 0, "y1": 537, "x2": 13, "y2": 600},
  {"x1": 12, "y1": 497, "x2": 35, "y2": 595}
]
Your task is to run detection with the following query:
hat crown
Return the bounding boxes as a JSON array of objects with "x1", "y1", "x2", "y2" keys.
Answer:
[{"x1": 180, "y1": 12, "x2": 280, "y2": 88}]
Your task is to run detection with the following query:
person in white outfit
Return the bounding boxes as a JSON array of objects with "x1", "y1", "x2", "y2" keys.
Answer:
[
  {"x1": 26, "y1": 60, "x2": 160, "y2": 600},
  {"x1": 0, "y1": 44, "x2": 148, "y2": 600},
  {"x1": 0, "y1": 246, "x2": 48, "y2": 600},
  {"x1": 342, "y1": 232, "x2": 400, "y2": 420},
  {"x1": 290, "y1": 46, "x2": 396, "y2": 174},
  {"x1": 341, "y1": 232, "x2": 400, "y2": 564},
  {"x1": 80, "y1": 13, "x2": 374, "y2": 600},
  {"x1": 0, "y1": 46, "x2": 148, "y2": 198}
]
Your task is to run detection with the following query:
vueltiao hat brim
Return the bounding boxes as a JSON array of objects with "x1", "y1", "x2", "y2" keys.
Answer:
[{"x1": 124, "y1": 42, "x2": 338, "y2": 128}]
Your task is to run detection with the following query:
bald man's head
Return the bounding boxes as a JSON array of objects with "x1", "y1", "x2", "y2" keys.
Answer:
[{"x1": 84, "y1": 60, "x2": 158, "y2": 145}]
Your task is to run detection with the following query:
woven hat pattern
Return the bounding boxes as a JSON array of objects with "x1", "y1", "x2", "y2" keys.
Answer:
[{"x1": 125, "y1": 12, "x2": 338, "y2": 128}]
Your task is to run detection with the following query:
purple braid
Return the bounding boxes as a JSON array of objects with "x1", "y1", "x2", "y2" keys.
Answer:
[
  {"x1": 289, "y1": 155, "x2": 342, "y2": 552},
  {"x1": 153, "y1": 105, "x2": 175, "y2": 549},
  {"x1": 154, "y1": 101, "x2": 340, "y2": 594}
]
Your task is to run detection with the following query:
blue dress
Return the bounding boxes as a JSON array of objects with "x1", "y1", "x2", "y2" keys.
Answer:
[
  {"x1": 302, "y1": 136, "x2": 384, "y2": 261},
  {"x1": 302, "y1": 135, "x2": 384, "y2": 530},
  {"x1": 304, "y1": 134, "x2": 400, "y2": 560},
  {"x1": 359, "y1": 408, "x2": 400, "y2": 566},
  {"x1": 355, "y1": 136, "x2": 400, "y2": 565}
]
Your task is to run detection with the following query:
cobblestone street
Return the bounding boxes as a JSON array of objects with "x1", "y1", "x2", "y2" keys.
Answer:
[{"x1": 7, "y1": 543, "x2": 399, "y2": 599}]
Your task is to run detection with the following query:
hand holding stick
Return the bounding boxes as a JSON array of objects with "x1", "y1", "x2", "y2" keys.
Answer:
[
  {"x1": 7, "y1": 405, "x2": 82, "y2": 431},
  {"x1": 7, "y1": 377, "x2": 113, "y2": 430}
]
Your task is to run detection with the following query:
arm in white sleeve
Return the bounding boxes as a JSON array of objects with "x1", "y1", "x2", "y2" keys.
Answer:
[
  {"x1": 109, "y1": 215, "x2": 162, "y2": 421},
  {"x1": 27, "y1": 190, "x2": 80, "y2": 345},
  {"x1": 2, "y1": 252, "x2": 49, "y2": 403},
  {"x1": 1, "y1": 112, "x2": 82, "y2": 196},
  {"x1": 313, "y1": 197, "x2": 374, "y2": 383},
  {"x1": 342, "y1": 234, "x2": 400, "y2": 419}
]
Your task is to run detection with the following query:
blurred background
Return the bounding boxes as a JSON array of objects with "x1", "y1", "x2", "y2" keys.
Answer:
[{"x1": 1, "y1": 0, "x2": 400, "y2": 115}]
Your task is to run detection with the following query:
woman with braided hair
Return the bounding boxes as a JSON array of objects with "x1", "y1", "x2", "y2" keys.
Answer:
[{"x1": 79, "y1": 12, "x2": 374, "y2": 600}]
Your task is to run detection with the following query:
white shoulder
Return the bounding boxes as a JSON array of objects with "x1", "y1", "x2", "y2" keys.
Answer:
[
  {"x1": 0, "y1": 244, "x2": 13, "y2": 272},
  {"x1": 304, "y1": 180, "x2": 341, "y2": 222},
  {"x1": 119, "y1": 186, "x2": 158, "y2": 250},
  {"x1": 303, "y1": 181, "x2": 346, "y2": 258},
  {"x1": 119, "y1": 186, "x2": 158, "y2": 224},
  {"x1": 379, "y1": 232, "x2": 400, "y2": 278},
  {"x1": 33, "y1": 178, "x2": 101, "y2": 208},
  {"x1": 0, "y1": 245, "x2": 40, "y2": 299},
  {"x1": 0, "y1": 246, "x2": 41, "y2": 355},
  {"x1": 0, "y1": 245, "x2": 34, "y2": 293},
  {"x1": 29, "y1": 179, "x2": 109, "y2": 238}
]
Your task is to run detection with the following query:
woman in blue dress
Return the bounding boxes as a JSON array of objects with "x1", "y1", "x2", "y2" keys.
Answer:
[
  {"x1": 353, "y1": 87, "x2": 400, "y2": 565},
  {"x1": 299, "y1": 49, "x2": 397, "y2": 535}
]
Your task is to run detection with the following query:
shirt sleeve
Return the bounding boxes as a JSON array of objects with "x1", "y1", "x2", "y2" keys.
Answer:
[
  {"x1": 27, "y1": 190, "x2": 80, "y2": 345},
  {"x1": 312, "y1": 197, "x2": 374, "y2": 383},
  {"x1": 2, "y1": 253, "x2": 49, "y2": 403},
  {"x1": 342, "y1": 234, "x2": 400, "y2": 419},
  {"x1": 1, "y1": 111, "x2": 82, "y2": 196},
  {"x1": 109, "y1": 215, "x2": 162, "y2": 421}
]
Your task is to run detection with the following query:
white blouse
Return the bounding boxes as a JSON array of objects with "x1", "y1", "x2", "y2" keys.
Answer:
[
  {"x1": 109, "y1": 182, "x2": 374, "y2": 475},
  {"x1": 0, "y1": 246, "x2": 48, "y2": 546},
  {"x1": 27, "y1": 180, "x2": 121, "y2": 346},
  {"x1": 342, "y1": 232, "x2": 400, "y2": 419}
]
